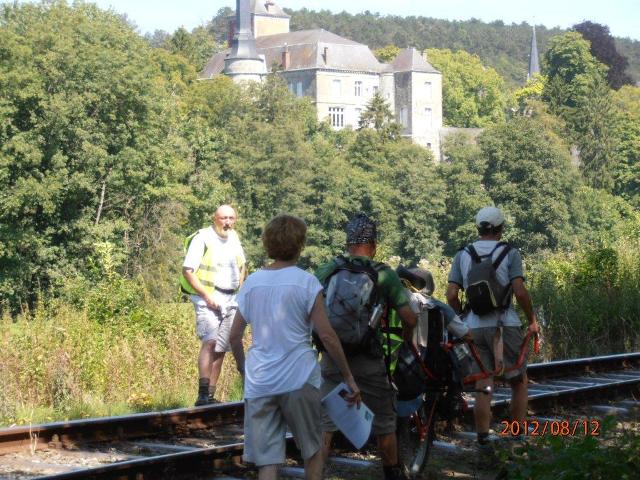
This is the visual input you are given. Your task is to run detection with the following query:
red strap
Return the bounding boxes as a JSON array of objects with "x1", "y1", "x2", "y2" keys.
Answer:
[{"x1": 463, "y1": 330, "x2": 537, "y2": 385}]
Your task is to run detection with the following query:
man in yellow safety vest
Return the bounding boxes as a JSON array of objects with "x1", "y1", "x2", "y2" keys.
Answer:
[{"x1": 181, "y1": 205, "x2": 246, "y2": 406}]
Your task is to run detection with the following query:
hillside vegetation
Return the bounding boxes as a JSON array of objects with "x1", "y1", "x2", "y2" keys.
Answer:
[{"x1": 1, "y1": 1, "x2": 639, "y2": 428}]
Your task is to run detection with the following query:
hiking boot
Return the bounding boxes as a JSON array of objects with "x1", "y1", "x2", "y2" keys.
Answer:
[
  {"x1": 194, "y1": 392, "x2": 210, "y2": 406},
  {"x1": 208, "y1": 395, "x2": 221, "y2": 404}
]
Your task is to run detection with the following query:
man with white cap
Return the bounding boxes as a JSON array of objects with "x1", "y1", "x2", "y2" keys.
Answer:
[{"x1": 446, "y1": 206, "x2": 539, "y2": 449}]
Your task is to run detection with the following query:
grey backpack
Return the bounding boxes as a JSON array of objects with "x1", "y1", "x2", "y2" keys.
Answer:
[
  {"x1": 465, "y1": 242, "x2": 512, "y2": 316},
  {"x1": 323, "y1": 256, "x2": 379, "y2": 354}
]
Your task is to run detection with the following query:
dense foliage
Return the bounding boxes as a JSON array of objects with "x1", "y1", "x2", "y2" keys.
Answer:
[
  {"x1": 573, "y1": 21, "x2": 634, "y2": 89},
  {"x1": 1, "y1": 3, "x2": 639, "y2": 444},
  {"x1": 497, "y1": 417, "x2": 640, "y2": 479}
]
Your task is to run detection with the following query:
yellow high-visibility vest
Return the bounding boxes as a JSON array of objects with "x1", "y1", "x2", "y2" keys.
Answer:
[{"x1": 179, "y1": 229, "x2": 243, "y2": 296}]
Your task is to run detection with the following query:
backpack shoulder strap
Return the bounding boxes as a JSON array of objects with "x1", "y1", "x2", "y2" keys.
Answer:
[
  {"x1": 466, "y1": 244, "x2": 482, "y2": 263},
  {"x1": 492, "y1": 242, "x2": 511, "y2": 270}
]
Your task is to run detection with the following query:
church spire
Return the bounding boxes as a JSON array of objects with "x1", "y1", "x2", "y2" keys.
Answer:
[
  {"x1": 224, "y1": 0, "x2": 266, "y2": 82},
  {"x1": 528, "y1": 26, "x2": 540, "y2": 81}
]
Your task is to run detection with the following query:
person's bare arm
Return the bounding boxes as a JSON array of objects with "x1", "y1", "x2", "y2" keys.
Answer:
[
  {"x1": 395, "y1": 304, "x2": 417, "y2": 343},
  {"x1": 238, "y1": 263, "x2": 247, "y2": 287},
  {"x1": 229, "y1": 310, "x2": 247, "y2": 376},
  {"x1": 182, "y1": 268, "x2": 220, "y2": 311},
  {"x1": 511, "y1": 278, "x2": 539, "y2": 334},
  {"x1": 309, "y1": 293, "x2": 361, "y2": 406},
  {"x1": 446, "y1": 282, "x2": 462, "y2": 315}
]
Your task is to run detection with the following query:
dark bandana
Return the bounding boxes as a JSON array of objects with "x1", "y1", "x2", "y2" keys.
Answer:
[{"x1": 345, "y1": 213, "x2": 377, "y2": 245}]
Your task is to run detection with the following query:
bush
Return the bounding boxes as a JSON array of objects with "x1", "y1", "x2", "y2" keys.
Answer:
[
  {"x1": 497, "y1": 417, "x2": 640, "y2": 479},
  {"x1": 529, "y1": 218, "x2": 640, "y2": 358},
  {"x1": 0, "y1": 295, "x2": 243, "y2": 426}
]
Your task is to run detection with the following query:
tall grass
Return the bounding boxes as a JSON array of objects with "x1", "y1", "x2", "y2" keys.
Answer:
[
  {"x1": 529, "y1": 233, "x2": 640, "y2": 359},
  {"x1": 0, "y1": 299, "x2": 243, "y2": 427}
]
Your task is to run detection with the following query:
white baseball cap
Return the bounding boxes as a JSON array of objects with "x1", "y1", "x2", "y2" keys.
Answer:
[{"x1": 475, "y1": 206, "x2": 505, "y2": 227}]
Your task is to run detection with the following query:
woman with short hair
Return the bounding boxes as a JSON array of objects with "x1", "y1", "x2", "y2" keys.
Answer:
[{"x1": 230, "y1": 214, "x2": 360, "y2": 480}]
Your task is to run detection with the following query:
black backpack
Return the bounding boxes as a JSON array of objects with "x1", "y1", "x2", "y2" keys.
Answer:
[
  {"x1": 464, "y1": 242, "x2": 513, "y2": 316},
  {"x1": 316, "y1": 255, "x2": 381, "y2": 356}
]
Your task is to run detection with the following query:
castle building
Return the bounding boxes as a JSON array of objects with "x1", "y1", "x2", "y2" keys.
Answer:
[{"x1": 202, "y1": 0, "x2": 443, "y2": 160}]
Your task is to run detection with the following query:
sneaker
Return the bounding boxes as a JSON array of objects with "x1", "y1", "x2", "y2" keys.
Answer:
[{"x1": 194, "y1": 393, "x2": 210, "y2": 406}]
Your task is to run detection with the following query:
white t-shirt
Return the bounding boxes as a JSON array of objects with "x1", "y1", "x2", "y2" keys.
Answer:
[
  {"x1": 182, "y1": 226, "x2": 245, "y2": 291},
  {"x1": 448, "y1": 240, "x2": 524, "y2": 328},
  {"x1": 236, "y1": 266, "x2": 323, "y2": 399}
]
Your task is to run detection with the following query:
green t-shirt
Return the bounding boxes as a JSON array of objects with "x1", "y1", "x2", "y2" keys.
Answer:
[{"x1": 314, "y1": 254, "x2": 409, "y2": 309}]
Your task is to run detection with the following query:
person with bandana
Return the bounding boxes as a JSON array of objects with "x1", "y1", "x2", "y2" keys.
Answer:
[
  {"x1": 182, "y1": 204, "x2": 247, "y2": 406},
  {"x1": 315, "y1": 213, "x2": 417, "y2": 480}
]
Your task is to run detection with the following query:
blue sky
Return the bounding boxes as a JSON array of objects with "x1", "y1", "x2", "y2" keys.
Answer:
[{"x1": 90, "y1": 0, "x2": 639, "y2": 40}]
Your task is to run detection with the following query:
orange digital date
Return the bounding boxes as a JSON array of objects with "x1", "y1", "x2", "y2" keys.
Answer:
[{"x1": 499, "y1": 419, "x2": 601, "y2": 437}]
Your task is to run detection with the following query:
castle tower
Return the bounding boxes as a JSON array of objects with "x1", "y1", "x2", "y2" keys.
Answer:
[
  {"x1": 224, "y1": 0, "x2": 267, "y2": 82},
  {"x1": 528, "y1": 26, "x2": 540, "y2": 81},
  {"x1": 252, "y1": 0, "x2": 290, "y2": 38}
]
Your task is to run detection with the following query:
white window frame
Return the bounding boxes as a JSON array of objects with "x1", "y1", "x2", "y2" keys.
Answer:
[
  {"x1": 328, "y1": 107, "x2": 344, "y2": 128},
  {"x1": 332, "y1": 79, "x2": 342, "y2": 98},
  {"x1": 354, "y1": 81, "x2": 362, "y2": 97},
  {"x1": 425, "y1": 107, "x2": 433, "y2": 128},
  {"x1": 400, "y1": 107, "x2": 408, "y2": 127},
  {"x1": 424, "y1": 81, "x2": 432, "y2": 100}
]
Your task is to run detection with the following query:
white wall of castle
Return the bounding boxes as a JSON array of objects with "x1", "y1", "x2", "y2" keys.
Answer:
[
  {"x1": 253, "y1": 16, "x2": 290, "y2": 37},
  {"x1": 393, "y1": 71, "x2": 443, "y2": 160},
  {"x1": 303, "y1": 70, "x2": 382, "y2": 130}
]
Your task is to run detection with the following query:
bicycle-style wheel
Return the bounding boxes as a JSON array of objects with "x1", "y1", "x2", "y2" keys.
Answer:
[{"x1": 398, "y1": 392, "x2": 440, "y2": 476}]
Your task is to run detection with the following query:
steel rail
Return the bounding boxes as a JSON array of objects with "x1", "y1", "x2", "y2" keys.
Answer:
[
  {"x1": 2, "y1": 353, "x2": 639, "y2": 454},
  {"x1": 36, "y1": 441, "x2": 246, "y2": 480},
  {"x1": 0, "y1": 402, "x2": 243, "y2": 454}
]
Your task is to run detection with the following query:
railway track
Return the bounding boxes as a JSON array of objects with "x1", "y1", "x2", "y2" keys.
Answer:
[{"x1": 1, "y1": 352, "x2": 639, "y2": 479}]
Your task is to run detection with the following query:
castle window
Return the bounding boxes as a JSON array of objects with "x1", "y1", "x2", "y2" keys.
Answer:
[
  {"x1": 329, "y1": 107, "x2": 344, "y2": 128},
  {"x1": 332, "y1": 79, "x2": 342, "y2": 98},
  {"x1": 400, "y1": 107, "x2": 408, "y2": 127},
  {"x1": 354, "y1": 81, "x2": 362, "y2": 96},
  {"x1": 424, "y1": 81, "x2": 432, "y2": 99},
  {"x1": 296, "y1": 81, "x2": 303, "y2": 97},
  {"x1": 373, "y1": 85, "x2": 379, "y2": 94},
  {"x1": 425, "y1": 107, "x2": 433, "y2": 127}
]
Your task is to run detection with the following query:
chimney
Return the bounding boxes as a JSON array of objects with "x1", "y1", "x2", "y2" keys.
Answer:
[{"x1": 282, "y1": 44, "x2": 290, "y2": 70}]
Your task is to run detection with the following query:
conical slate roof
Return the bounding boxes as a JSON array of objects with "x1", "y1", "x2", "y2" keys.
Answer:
[
  {"x1": 391, "y1": 47, "x2": 440, "y2": 73},
  {"x1": 528, "y1": 26, "x2": 540, "y2": 79}
]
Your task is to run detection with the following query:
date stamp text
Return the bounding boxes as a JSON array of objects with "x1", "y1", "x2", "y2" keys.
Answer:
[{"x1": 499, "y1": 419, "x2": 601, "y2": 437}]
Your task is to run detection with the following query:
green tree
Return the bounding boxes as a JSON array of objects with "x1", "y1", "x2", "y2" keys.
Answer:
[
  {"x1": 436, "y1": 133, "x2": 492, "y2": 254},
  {"x1": 358, "y1": 92, "x2": 400, "y2": 140},
  {"x1": 0, "y1": 1, "x2": 190, "y2": 310},
  {"x1": 164, "y1": 26, "x2": 221, "y2": 71},
  {"x1": 478, "y1": 117, "x2": 581, "y2": 254},
  {"x1": 425, "y1": 48, "x2": 507, "y2": 127},
  {"x1": 543, "y1": 32, "x2": 620, "y2": 190},
  {"x1": 611, "y1": 85, "x2": 640, "y2": 207},
  {"x1": 373, "y1": 45, "x2": 401, "y2": 63},
  {"x1": 573, "y1": 21, "x2": 633, "y2": 89}
]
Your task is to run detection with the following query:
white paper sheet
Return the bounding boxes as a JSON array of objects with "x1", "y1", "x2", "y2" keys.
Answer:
[{"x1": 320, "y1": 382, "x2": 374, "y2": 449}]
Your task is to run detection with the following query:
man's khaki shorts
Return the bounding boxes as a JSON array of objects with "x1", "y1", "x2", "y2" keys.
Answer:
[
  {"x1": 471, "y1": 326, "x2": 526, "y2": 380},
  {"x1": 320, "y1": 354, "x2": 396, "y2": 436},
  {"x1": 243, "y1": 383, "x2": 321, "y2": 466},
  {"x1": 192, "y1": 293, "x2": 237, "y2": 351}
]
